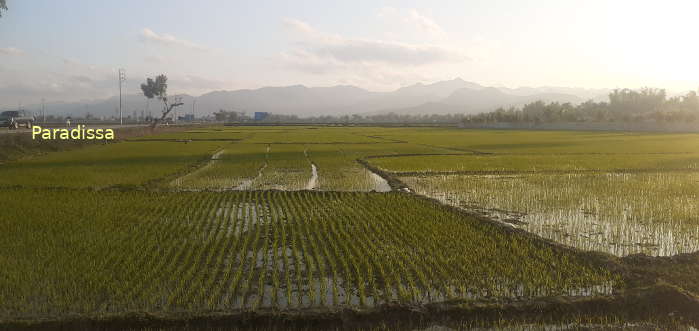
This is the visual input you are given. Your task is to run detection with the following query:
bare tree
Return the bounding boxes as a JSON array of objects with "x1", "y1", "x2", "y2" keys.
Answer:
[{"x1": 140, "y1": 74, "x2": 183, "y2": 129}]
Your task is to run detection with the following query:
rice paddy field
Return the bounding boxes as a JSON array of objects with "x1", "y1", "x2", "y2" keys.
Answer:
[{"x1": 1, "y1": 126, "x2": 698, "y2": 330}]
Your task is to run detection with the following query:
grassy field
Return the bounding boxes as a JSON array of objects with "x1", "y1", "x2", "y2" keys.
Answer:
[{"x1": 0, "y1": 126, "x2": 697, "y2": 329}]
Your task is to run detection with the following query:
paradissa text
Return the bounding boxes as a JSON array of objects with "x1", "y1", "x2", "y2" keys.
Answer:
[{"x1": 32, "y1": 125, "x2": 115, "y2": 140}]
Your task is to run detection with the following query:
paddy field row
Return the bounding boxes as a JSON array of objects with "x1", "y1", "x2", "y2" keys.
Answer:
[{"x1": 0, "y1": 188, "x2": 617, "y2": 319}]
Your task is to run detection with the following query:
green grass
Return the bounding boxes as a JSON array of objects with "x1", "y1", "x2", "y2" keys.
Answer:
[
  {"x1": 370, "y1": 153, "x2": 699, "y2": 173},
  {"x1": 2, "y1": 125, "x2": 698, "y2": 327},
  {"x1": 243, "y1": 127, "x2": 385, "y2": 144},
  {"x1": 0, "y1": 141, "x2": 223, "y2": 188},
  {"x1": 363, "y1": 128, "x2": 699, "y2": 154},
  {"x1": 249, "y1": 144, "x2": 311, "y2": 190},
  {"x1": 129, "y1": 130, "x2": 250, "y2": 141},
  {"x1": 172, "y1": 143, "x2": 268, "y2": 190},
  {"x1": 0, "y1": 188, "x2": 617, "y2": 319}
]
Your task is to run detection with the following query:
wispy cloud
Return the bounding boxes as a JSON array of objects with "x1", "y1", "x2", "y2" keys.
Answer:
[
  {"x1": 280, "y1": 18, "x2": 466, "y2": 89},
  {"x1": 378, "y1": 7, "x2": 447, "y2": 39},
  {"x1": 282, "y1": 18, "x2": 464, "y2": 66},
  {"x1": 140, "y1": 28, "x2": 212, "y2": 52}
]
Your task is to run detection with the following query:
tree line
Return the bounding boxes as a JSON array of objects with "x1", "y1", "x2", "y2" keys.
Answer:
[
  {"x1": 464, "y1": 88, "x2": 699, "y2": 124},
  {"x1": 214, "y1": 88, "x2": 699, "y2": 125}
]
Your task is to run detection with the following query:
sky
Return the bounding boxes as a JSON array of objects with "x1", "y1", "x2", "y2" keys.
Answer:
[{"x1": 1, "y1": 0, "x2": 698, "y2": 108}]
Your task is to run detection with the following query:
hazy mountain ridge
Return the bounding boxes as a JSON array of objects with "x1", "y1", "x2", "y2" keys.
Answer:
[{"x1": 19, "y1": 78, "x2": 610, "y2": 118}]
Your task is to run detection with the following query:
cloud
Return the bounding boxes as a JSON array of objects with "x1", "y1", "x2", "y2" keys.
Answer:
[
  {"x1": 0, "y1": 47, "x2": 24, "y2": 55},
  {"x1": 315, "y1": 39, "x2": 462, "y2": 65},
  {"x1": 283, "y1": 18, "x2": 464, "y2": 66},
  {"x1": 140, "y1": 28, "x2": 211, "y2": 52},
  {"x1": 175, "y1": 75, "x2": 229, "y2": 90},
  {"x1": 280, "y1": 18, "x2": 467, "y2": 90},
  {"x1": 378, "y1": 7, "x2": 447, "y2": 39},
  {"x1": 406, "y1": 9, "x2": 446, "y2": 37},
  {"x1": 283, "y1": 18, "x2": 315, "y2": 35}
]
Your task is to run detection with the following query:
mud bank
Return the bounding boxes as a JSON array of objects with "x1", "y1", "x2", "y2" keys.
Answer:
[
  {"x1": 4, "y1": 284, "x2": 696, "y2": 330},
  {"x1": 356, "y1": 159, "x2": 407, "y2": 192}
]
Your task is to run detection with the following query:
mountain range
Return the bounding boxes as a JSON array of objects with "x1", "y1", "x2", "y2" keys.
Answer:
[{"x1": 21, "y1": 78, "x2": 611, "y2": 118}]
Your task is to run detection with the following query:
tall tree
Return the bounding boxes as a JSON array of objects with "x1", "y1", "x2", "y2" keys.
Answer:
[
  {"x1": 140, "y1": 74, "x2": 183, "y2": 129},
  {"x1": 0, "y1": 0, "x2": 8, "y2": 17}
]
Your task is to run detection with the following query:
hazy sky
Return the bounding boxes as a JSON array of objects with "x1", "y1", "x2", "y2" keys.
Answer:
[{"x1": 1, "y1": 0, "x2": 698, "y2": 107}]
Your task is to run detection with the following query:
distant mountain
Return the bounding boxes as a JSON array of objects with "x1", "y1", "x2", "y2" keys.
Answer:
[
  {"x1": 196, "y1": 85, "x2": 376, "y2": 116},
  {"x1": 350, "y1": 78, "x2": 483, "y2": 113},
  {"x1": 373, "y1": 87, "x2": 584, "y2": 115},
  {"x1": 395, "y1": 78, "x2": 484, "y2": 98},
  {"x1": 27, "y1": 94, "x2": 195, "y2": 119},
  {"x1": 21, "y1": 78, "x2": 612, "y2": 118}
]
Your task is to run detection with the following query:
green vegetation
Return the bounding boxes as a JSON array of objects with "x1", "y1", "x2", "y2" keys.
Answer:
[
  {"x1": 172, "y1": 143, "x2": 268, "y2": 190},
  {"x1": 363, "y1": 128, "x2": 699, "y2": 154},
  {"x1": 465, "y1": 88, "x2": 699, "y2": 124},
  {"x1": 243, "y1": 127, "x2": 384, "y2": 144},
  {"x1": 402, "y1": 172, "x2": 699, "y2": 256},
  {"x1": 1, "y1": 125, "x2": 698, "y2": 329},
  {"x1": 0, "y1": 140, "x2": 223, "y2": 188},
  {"x1": 371, "y1": 153, "x2": 699, "y2": 173},
  {"x1": 0, "y1": 188, "x2": 615, "y2": 319}
]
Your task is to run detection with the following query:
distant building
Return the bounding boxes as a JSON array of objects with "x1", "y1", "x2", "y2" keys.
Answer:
[
  {"x1": 178, "y1": 114, "x2": 195, "y2": 122},
  {"x1": 254, "y1": 112, "x2": 269, "y2": 121}
]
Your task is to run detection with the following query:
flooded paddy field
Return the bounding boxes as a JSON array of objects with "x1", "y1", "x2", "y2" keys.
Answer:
[
  {"x1": 401, "y1": 172, "x2": 699, "y2": 256},
  {"x1": 0, "y1": 189, "x2": 617, "y2": 318},
  {"x1": 1, "y1": 126, "x2": 698, "y2": 329}
]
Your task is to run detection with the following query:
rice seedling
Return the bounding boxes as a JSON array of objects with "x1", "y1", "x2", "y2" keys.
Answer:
[
  {"x1": 402, "y1": 172, "x2": 699, "y2": 256},
  {"x1": 370, "y1": 153, "x2": 699, "y2": 174},
  {"x1": 171, "y1": 144, "x2": 269, "y2": 190},
  {"x1": 0, "y1": 188, "x2": 617, "y2": 319},
  {"x1": 0, "y1": 140, "x2": 224, "y2": 188}
]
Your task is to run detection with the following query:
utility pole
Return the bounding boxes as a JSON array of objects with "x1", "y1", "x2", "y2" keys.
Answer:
[
  {"x1": 41, "y1": 98, "x2": 46, "y2": 123},
  {"x1": 192, "y1": 98, "x2": 196, "y2": 120},
  {"x1": 118, "y1": 69, "x2": 125, "y2": 125}
]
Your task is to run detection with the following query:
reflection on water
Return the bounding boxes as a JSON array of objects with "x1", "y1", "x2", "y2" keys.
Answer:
[
  {"x1": 306, "y1": 164, "x2": 318, "y2": 190},
  {"x1": 404, "y1": 173, "x2": 699, "y2": 257},
  {"x1": 370, "y1": 172, "x2": 391, "y2": 192}
]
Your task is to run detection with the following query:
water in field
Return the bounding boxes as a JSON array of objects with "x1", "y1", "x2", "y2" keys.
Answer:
[
  {"x1": 306, "y1": 164, "x2": 318, "y2": 190},
  {"x1": 170, "y1": 149, "x2": 225, "y2": 187},
  {"x1": 234, "y1": 163, "x2": 267, "y2": 190},
  {"x1": 370, "y1": 172, "x2": 391, "y2": 192},
  {"x1": 402, "y1": 172, "x2": 699, "y2": 256}
]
